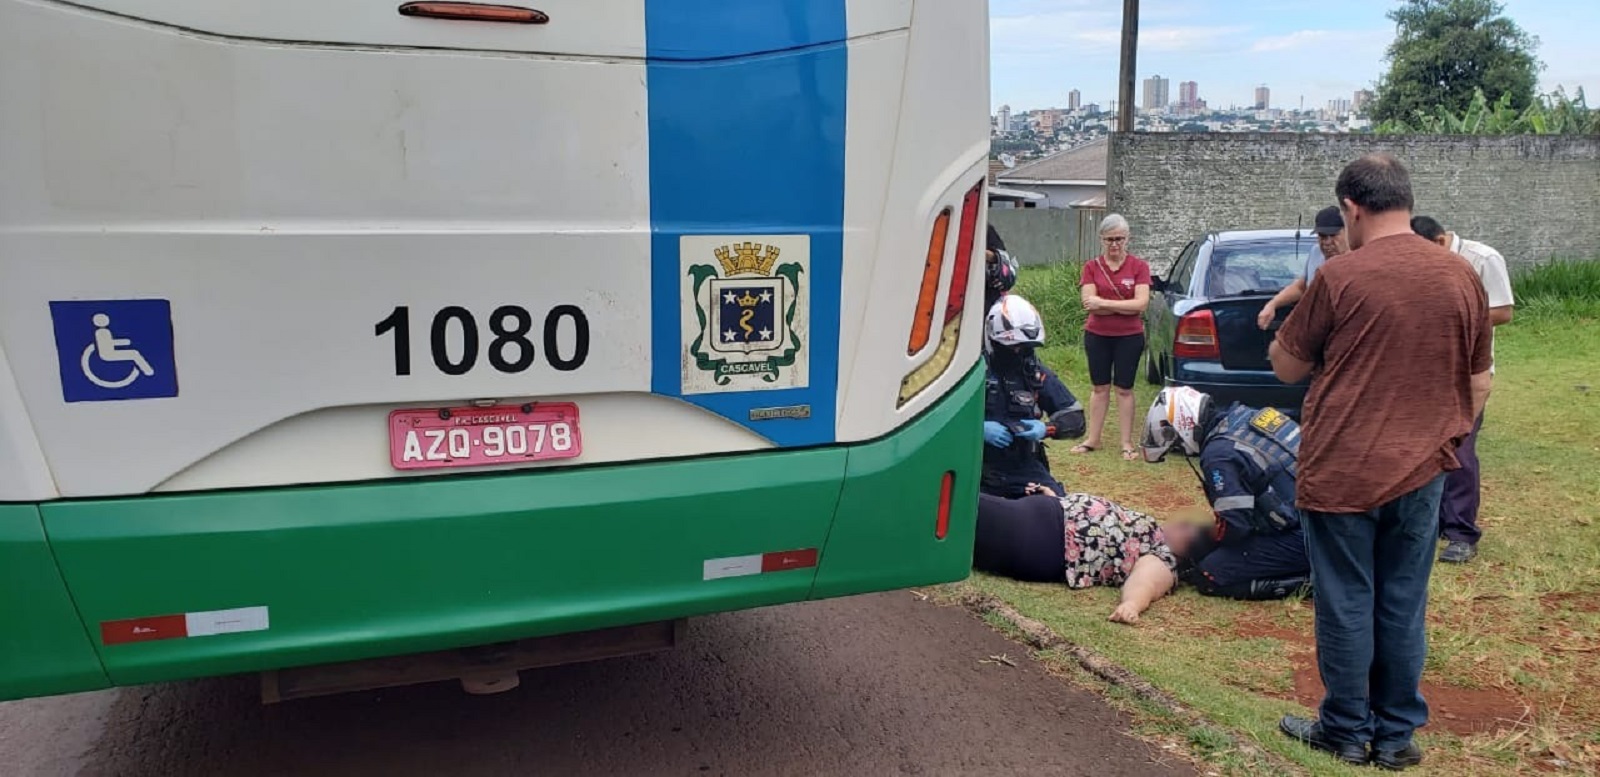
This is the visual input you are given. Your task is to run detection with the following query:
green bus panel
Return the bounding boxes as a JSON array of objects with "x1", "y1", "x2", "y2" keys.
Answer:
[
  {"x1": 20, "y1": 366, "x2": 982, "y2": 696},
  {"x1": 811, "y1": 367, "x2": 982, "y2": 598},
  {"x1": 0, "y1": 505, "x2": 109, "y2": 699}
]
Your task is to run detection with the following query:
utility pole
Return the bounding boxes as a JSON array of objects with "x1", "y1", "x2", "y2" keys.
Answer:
[{"x1": 1117, "y1": 0, "x2": 1138, "y2": 135}]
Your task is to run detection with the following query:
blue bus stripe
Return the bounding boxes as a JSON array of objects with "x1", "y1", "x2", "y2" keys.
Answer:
[{"x1": 646, "y1": 1, "x2": 847, "y2": 447}]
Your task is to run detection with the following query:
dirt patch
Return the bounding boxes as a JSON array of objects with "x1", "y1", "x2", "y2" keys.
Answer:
[
  {"x1": 1136, "y1": 482, "x2": 1205, "y2": 515},
  {"x1": 1540, "y1": 591, "x2": 1600, "y2": 614},
  {"x1": 1230, "y1": 612, "x2": 1314, "y2": 648},
  {"x1": 1287, "y1": 660, "x2": 1534, "y2": 737},
  {"x1": 1226, "y1": 612, "x2": 1536, "y2": 737}
]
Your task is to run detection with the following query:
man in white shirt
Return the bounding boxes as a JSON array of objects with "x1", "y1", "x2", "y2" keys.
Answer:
[{"x1": 1411, "y1": 216, "x2": 1515, "y2": 564}]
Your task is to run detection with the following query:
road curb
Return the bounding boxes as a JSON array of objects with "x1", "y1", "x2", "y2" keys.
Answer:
[{"x1": 951, "y1": 585, "x2": 1294, "y2": 773}]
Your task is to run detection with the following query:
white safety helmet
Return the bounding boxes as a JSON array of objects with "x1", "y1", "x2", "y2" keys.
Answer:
[
  {"x1": 984, "y1": 295, "x2": 1045, "y2": 352},
  {"x1": 1141, "y1": 386, "x2": 1214, "y2": 463}
]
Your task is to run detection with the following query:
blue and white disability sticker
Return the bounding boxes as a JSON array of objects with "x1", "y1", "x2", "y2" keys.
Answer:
[{"x1": 49, "y1": 299, "x2": 179, "y2": 402}]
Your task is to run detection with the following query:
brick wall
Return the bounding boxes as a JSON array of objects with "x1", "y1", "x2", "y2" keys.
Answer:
[{"x1": 1107, "y1": 133, "x2": 1600, "y2": 271}]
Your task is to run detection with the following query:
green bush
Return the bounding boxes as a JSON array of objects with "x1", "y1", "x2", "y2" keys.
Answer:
[
  {"x1": 1511, "y1": 259, "x2": 1600, "y2": 320},
  {"x1": 1012, "y1": 261, "x2": 1087, "y2": 346}
]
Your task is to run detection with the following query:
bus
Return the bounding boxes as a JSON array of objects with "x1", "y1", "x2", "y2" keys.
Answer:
[{"x1": 0, "y1": 0, "x2": 993, "y2": 701}]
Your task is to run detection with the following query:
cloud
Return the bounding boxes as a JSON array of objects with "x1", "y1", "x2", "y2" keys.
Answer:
[
  {"x1": 990, "y1": 10, "x2": 1121, "y2": 54},
  {"x1": 993, "y1": 16, "x2": 1251, "y2": 56},
  {"x1": 1250, "y1": 28, "x2": 1389, "y2": 53},
  {"x1": 1140, "y1": 25, "x2": 1253, "y2": 52}
]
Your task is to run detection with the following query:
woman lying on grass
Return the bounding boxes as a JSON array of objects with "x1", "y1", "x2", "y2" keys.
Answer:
[{"x1": 973, "y1": 485, "x2": 1205, "y2": 625}]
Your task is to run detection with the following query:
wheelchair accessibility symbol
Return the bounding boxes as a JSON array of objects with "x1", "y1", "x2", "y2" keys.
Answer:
[
  {"x1": 50, "y1": 299, "x2": 180, "y2": 402},
  {"x1": 82, "y1": 314, "x2": 158, "y2": 389}
]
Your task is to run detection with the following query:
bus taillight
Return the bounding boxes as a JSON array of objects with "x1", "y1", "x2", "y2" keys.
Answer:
[
  {"x1": 943, "y1": 183, "x2": 983, "y2": 324},
  {"x1": 897, "y1": 180, "x2": 984, "y2": 408},
  {"x1": 935, "y1": 471, "x2": 955, "y2": 539},
  {"x1": 906, "y1": 209, "x2": 952, "y2": 355}
]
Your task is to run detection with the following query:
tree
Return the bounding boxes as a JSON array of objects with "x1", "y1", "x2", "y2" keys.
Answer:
[{"x1": 1370, "y1": 0, "x2": 1542, "y2": 126}]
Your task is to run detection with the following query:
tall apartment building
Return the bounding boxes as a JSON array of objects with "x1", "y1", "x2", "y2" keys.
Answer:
[
  {"x1": 1178, "y1": 81, "x2": 1199, "y2": 109},
  {"x1": 1254, "y1": 85, "x2": 1271, "y2": 110},
  {"x1": 1068, "y1": 89, "x2": 1081, "y2": 111},
  {"x1": 1353, "y1": 89, "x2": 1375, "y2": 114},
  {"x1": 1142, "y1": 75, "x2": 1170, "y2": 110}
]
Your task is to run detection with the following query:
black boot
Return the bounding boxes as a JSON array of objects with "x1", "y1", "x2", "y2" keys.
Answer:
[{"x1": 1278, "y1": 715, "x2": 1367, "y2": 765}]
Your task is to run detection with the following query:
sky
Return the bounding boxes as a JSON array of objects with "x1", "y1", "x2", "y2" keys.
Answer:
[{"x1": 990, "y1": 0, "x2": 1600, "y2": 113}]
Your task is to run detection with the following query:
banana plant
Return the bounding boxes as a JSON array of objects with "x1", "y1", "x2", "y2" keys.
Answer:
[{"x1": 1374, "y1": 86, "x2": 1597, "y2": 135}]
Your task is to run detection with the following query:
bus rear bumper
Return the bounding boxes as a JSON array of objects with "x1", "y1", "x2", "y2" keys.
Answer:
[{"x1": 2, "y1": 367, "x2": 981, "y2": 701}]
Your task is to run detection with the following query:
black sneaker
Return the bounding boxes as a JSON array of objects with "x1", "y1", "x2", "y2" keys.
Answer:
[
  {"x1": 1439, "y1": 540, "x2": 1477, "y2": 563},
  {"x1": 1278, "y1": 715, "x2": 1368, "y2": 765},
  {"x1": 1372, "y1": 742, "x2": 1424, "y2": 771}
]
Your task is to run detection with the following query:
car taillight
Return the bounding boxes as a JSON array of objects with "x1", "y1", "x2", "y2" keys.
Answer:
[
  {"x1": 898, "y1": 180, "x2": 984, "y2": 407},
  {"x1": 1174, "y1": 309, "x2": 1220, "y2": 359}
]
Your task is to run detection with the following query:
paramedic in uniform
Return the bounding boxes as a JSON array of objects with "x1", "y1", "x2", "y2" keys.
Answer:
[
  {"x1": 984, "y1": 223, "x2": 1086, "y2": 439},
  {"x1": 1141, "y1": 386, "x2": 1311, "y2": 599},
  {"x1": 980, "y1": 295, "x2": 1078, "y2": 499}
]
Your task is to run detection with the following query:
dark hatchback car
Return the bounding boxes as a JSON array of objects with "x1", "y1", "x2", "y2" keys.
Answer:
[{"x1": 1144, "y1": 229, "x2": 1322, "y2": 416}]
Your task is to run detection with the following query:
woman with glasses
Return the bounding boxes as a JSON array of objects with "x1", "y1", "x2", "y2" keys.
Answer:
[{"x1": 1073, "y1": 214, "x2": 1151, "y2": 461}]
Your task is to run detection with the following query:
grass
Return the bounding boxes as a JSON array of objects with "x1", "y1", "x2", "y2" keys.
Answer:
[{"x1": 957, "y1": 260, "x2": 1600, "y2": 776}]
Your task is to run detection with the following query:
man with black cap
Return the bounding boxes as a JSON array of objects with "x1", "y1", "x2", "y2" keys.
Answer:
[{"x1": 1257, "y1": 205, "x2": 1350, "y2": 330}]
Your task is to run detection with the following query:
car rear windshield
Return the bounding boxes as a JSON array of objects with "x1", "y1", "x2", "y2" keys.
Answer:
[{"x1": 1205, "y1": 241, "x2": 1319, "y2": 297}]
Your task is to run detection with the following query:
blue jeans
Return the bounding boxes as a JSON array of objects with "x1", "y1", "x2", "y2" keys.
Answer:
[{"x1": 1303, "y1": 475, "x2": 1445, "y2": 749}]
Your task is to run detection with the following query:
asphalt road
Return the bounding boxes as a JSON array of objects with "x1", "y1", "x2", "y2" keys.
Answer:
[{"x1": 0, "y1": 592, "x2": 1195, "y2": 777}]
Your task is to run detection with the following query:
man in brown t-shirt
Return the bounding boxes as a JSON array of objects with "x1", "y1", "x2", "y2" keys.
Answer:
[{"x1": 1267, "y1": 153, "x2": 1492, "y2": 771}]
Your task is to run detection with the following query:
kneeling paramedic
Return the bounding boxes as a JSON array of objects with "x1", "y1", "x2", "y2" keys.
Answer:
[
  {"x1": 981, "y1": 295, "x2": 1083, "y2": 499},
  {"x1": 1141, "y1": 387, "x2": 1310, "y2": 600},
  {"x1": 986, "y1": 224, "x2": 1086, "y2": 430}
]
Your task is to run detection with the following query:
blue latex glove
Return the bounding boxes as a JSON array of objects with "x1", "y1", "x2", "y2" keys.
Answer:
[
  {"x1": 982, "y1": 421, "x2": 1013, "y2": 448},
  {"x1": 1015, "y1": 419, "x2": 1048, "y2": 442}
]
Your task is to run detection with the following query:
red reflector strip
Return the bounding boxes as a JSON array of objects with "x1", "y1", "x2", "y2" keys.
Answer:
[
  {"x1": 935, "y1": 471, "x2": 955, "y2": 540},
  {"x1": 398, "y1": 2, "x2": 550, "y2": 24},
  {"x1": 761, "y1": 548, "x2": 819, "y2": 573},
  {"x1": 703, "y1": 548, "x2": 819, "y2": 580},
  {"x1": 101, "y1": 614, "x2": 188, "y2": 646},
  {"x1": 100, "y1": 606, "x2": 271, "y2": 646}
]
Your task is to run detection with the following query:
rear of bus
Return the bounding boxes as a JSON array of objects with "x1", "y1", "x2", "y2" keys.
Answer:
[{"x1": 0, "y1": 1, "x2": 994, "y2": 700}]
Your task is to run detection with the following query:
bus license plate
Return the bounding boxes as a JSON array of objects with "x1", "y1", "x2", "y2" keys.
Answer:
[{"x1": 389, "y1": 403, "x2": 582, "y2": 471}]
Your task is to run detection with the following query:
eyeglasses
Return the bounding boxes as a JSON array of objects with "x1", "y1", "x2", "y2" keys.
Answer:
[{"x1": 1102, "y1": 236, "x2": 1128, "y2": 243}]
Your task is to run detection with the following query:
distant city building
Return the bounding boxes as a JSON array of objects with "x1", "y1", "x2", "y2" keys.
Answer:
[
  {"x1": 1178, "y1": 81, "x2": 1199, "y2": 110},
  {"x1": 996, "y1": 104, "x2": 1012, "y2": 135},
  {"x1": 1327, "y1": 98, "x2": 1353, "y2": 118},
  {"x1": 1068, "y1": 89, "x2": 1081, "y2": 111},
  {"x1": 1142, "y1": 75, "x2": 1170, "y2": 110},
  {"x1": 1254, "y1": 85, "x2": 1271, "y2": 110},
  {"x1": 1085, "y1": 103, "x2": 1101, "y2": 115},
  {"x1": 1032, "y1": 108, "x2": 1063, "y2": 135},
  {"x1": 1353, "y1": 89, "x2": 1375, "y2": 114}
]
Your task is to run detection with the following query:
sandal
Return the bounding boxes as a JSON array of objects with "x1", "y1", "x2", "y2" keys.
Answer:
[
  {"x1": 1121, "y1": 447, "x2": 1140, "y2": 461},
  {"x1": 1070, "y1": 444, "x2": 1098, "y2": 454}
]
